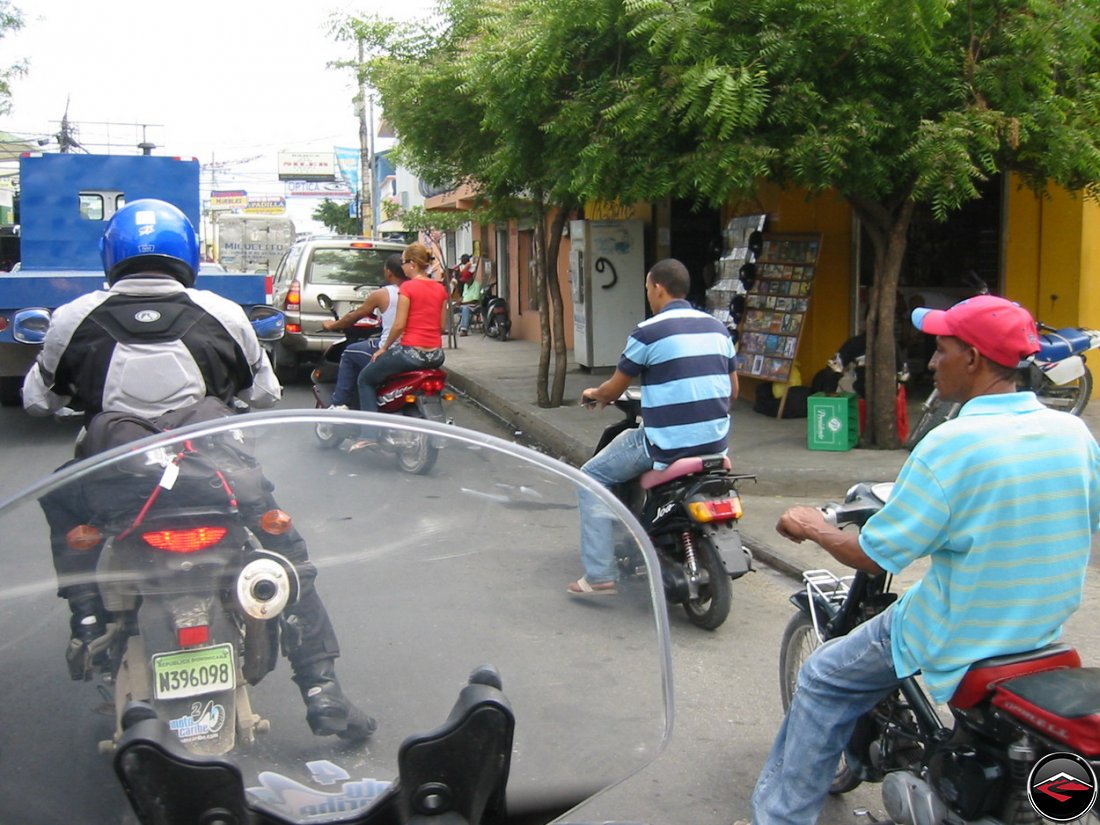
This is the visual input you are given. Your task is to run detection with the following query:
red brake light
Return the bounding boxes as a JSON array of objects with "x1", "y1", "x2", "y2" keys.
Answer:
[
  {"x1": 421, "y1": 378, "x2": 446, "y2": 393},
  {"x1": 349, "y1": 241, "x2": 375, "y2": 249},
  {"x1": 142, "y1": 526, "x2": 228, "y2": 553},
  {"x1": 284, "y1": 279, "x2": 301, "y2": 310},
  {"x1": 177, "y1": 625, "x2": 210, "y2": 647},
  {"x1": 686, "y1": 498, "x2": 742, "y2": 523},
  {"x1": 286, "y1": 323, "x2": 302, "y2": 334},
  {"x1": 0, "y1": 316, "x2": 7, "y2": 333}
]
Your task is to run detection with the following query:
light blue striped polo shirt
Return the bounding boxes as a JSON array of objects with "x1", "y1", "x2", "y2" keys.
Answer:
[
  {"x1": 619, "y1": 300, "x2": 737, "y2": 468},
  {"x1": 859, "y1": 392, "x2": 1100, "y2": 702}
]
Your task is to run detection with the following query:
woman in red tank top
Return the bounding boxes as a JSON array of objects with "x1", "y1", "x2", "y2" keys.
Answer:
[{"x1": 351, "y1": 242, "x2": 447, "y2": 449}]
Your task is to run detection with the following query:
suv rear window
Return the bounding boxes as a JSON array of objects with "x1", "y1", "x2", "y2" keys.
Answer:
[{"x1": 306, "y1": 248, "x2": 392, "y2": 287}]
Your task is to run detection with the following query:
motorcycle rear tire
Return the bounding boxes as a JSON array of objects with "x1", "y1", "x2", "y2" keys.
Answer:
[
  {"x1": 681, "y1": 534, "x2": 731, "y2": 631},
  {"x1": 778, "y1": 612, "x2": 863, "y2": 795},
  {"x1": 1034, "y1": 366, "x2": 1092, "y2": 416},
  {"x1": 314, "y1": 420, "x2": 343, "y2": 449}
]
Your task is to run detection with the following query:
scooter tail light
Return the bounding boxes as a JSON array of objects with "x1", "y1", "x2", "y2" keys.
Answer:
[
  {"x1": 177, "y1": 625, "x2": 210, "y2": 647},
  {"x1": 141, "y1": 526, "x2": 228, "y2": 553},
  {"x1": 686, "y1": 497, "x2": 742, "y2": 523},
  {"x1": 66, "y1": 524, "x2": 103, "y2": 550},
  {"x1": 259, "y1": 509, "x2": 293, "y2": 535}
]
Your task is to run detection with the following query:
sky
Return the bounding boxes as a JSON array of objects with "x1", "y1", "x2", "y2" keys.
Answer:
[{"x1": 2, "y1": 0, "x2": 438, "y2": 233}]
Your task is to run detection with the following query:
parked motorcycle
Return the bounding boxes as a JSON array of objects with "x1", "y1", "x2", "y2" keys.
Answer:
[
  {"x1": 0, "y1": 411, "x2": 672, "y2": 824},
  {"x1": 780, "y1": 481, "x2": 1100, "y2": 825},
  {"x1": 594, "y1": 388, "x2": 754, "y2": 630},
  {"x1": 311, "y1": 293, "x2": 452, "y2": 475},
  {"x1": 482, "y1": 281, "x2": 511, "y2": 341}
]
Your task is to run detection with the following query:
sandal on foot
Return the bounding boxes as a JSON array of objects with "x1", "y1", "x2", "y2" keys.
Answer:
[
  {"x1": 347, "y1": 439, "x2": 378, "y2": 454},
  {"x1": 567, "y1": 576, "x2": 618, "y2": 596}
]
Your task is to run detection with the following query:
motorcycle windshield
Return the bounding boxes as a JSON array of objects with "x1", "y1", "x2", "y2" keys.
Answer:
[{"x1": 0, "y1": 411, "x2": 672, "y2": 824}]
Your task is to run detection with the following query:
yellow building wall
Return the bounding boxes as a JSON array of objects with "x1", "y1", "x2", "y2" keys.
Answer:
[{"x1": 727, "y1": 185, "x2": 854, "y2": 396}]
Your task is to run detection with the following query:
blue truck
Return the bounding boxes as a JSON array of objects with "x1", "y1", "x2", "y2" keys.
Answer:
[{"x1": 0, "y1": 153, "x2": 269, "y2": 405}]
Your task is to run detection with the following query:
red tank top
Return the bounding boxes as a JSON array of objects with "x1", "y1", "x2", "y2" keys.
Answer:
[{"x1": 400, "y1": 277, "x2": 447, "y2": 348}]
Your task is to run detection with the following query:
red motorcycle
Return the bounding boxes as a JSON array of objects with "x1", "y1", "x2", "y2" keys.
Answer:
[
  {"x1": 310, "y1": 295, "x2": 452, "y2": 475},
  {"x1": 781, "y1": 482, "x2": 1100, "y2": 825}
]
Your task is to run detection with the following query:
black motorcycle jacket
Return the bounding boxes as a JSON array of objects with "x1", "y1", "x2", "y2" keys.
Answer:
[{"x1": 23, "y1": 274, "x2": 281, "y2": 420}]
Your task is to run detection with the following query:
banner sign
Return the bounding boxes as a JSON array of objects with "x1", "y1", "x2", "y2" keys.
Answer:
[
  {"x1": 277, "y1": 151, "x2": 336, "y2": 182},
  {"x1": 210, "y1": 190, "x2": 248, "y2": 210},
  {"x1": 335, "y1": 146, "x2": 360, "y2": 194},
  {"x1": 285, "y1": 180, "x2": 355, "y2": 199},
  {"x1": 244, "y1": 197, "x2": 287, "y2": 215}
]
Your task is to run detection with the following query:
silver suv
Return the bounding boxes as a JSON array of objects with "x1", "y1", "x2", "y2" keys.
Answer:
[{"x1": 269, "y1": 236, "x2": 405, "y2": 382}]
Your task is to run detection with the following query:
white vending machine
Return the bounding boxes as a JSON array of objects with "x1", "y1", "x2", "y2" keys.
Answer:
[{"x1": 569, "y1": 219, "x2": 645, "y2": 368}]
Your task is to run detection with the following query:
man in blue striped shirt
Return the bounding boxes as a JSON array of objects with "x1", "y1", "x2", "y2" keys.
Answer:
[
  {"x1": 748, "y1": 295, "x2": 1100, "y2": 825},
  {"x1": 567, "y1": 258, "x2": 738, "y2": 596}
]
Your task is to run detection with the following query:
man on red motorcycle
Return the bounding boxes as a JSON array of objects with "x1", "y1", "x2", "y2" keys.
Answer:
[
  {"x1": 746, "y1": 295, "x2": 1100, "y2": 825},
  {"x1": 24, "y1": 199, "x2": 375, "y2": 742}
]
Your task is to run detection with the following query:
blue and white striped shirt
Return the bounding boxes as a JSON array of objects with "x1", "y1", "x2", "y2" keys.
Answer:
[
  {"x1": 859, "y1": 392, "x2": 1100, "y2": 702},
  {"x1": 619, "y1": 300, "x2": 737, "y2": 468}
]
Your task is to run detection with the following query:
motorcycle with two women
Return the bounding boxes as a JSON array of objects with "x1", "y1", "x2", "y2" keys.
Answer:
[
  {"x1": 310, "y1": 293, "x2": 452, "y2": 475},
  {"x1": 780, "y1": 482, "x2": 1100, "y2": 825},
  {"x1": 0, "y1": 410, "x2": 674, "y2": 824}
]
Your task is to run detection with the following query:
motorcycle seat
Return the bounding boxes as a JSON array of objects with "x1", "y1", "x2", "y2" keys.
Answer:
[
  {"x1": 949, "y1": 643, "x2": 1081, "y2": 710},
  {"x1": 1038, "y1": 327, "x2": 1093, "y2": 361},
  {"x1": 640, "y1": 455, "x2": 731, "y2": 490},
  {"x1": 992, "y1": 666, "x2": 1100, "y2": 756}
]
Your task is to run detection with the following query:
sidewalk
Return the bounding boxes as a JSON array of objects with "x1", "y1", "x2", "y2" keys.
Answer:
[
  {"x1": 441, "y1": 333, "x2": 913, "y2": 579},
  {"x1": 442, "y1": 332, "x2": 1100, "y2": 580}
]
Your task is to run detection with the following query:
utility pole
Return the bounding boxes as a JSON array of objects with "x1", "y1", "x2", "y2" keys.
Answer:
[{"x1": 357, "y1": 37, "x2": 374, "y2": 237}]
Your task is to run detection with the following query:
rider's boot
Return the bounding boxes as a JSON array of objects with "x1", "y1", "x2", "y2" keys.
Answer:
[
  {"x1": 293, "y1": 658, "x2": 377, "y2": 742},
  {"x1": 65, "y1": 591, "x2": 107, "y2": 681}
]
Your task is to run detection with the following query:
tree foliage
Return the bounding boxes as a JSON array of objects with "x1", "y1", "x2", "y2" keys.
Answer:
[
  {"x1": 0, "y1": 1, "x2": 25, "y2": 116},
  {"x1": 311, "y1": 199, "x2": 360, "y2": 235},
  {"x1": 338, "y1": 0, "x2": 1100, "y2": 435}
]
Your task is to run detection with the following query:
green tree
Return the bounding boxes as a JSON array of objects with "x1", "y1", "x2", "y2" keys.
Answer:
[
  {"x1": 591, "y1": 0, "x2": 1100, "y2": 446},
  {"x1": 312, "y1": 198, "x2": 360, "y2": 235},
  {"x1": 0, "y1": 1, "x2": 25, "y2": 115},
  {"x1": 344, "y1": 0, "x2": 648, "y2": 407}
]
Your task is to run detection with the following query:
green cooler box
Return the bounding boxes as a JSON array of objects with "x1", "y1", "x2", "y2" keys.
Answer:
[{"x1": 807, "y1": 392, "x2": 859, "y2": 451}]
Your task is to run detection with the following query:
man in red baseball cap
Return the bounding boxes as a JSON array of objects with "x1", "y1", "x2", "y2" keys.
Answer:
[
  {"x1": 745, "y1": 295, "x2": 1100, "y2": 825},
  {"x1": 911, "y1": 294, "x2": 1041, "y2": 368}
]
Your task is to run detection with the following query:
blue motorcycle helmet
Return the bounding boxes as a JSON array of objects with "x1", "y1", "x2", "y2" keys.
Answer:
[{"x1": 100, "y1": 198, "x2": 200, "y2": 287}]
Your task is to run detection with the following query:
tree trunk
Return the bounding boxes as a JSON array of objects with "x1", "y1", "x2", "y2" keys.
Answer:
[
  {"x1": 850, "y1": 196, "x2": 916, "y2": 449},
  {"x1": 545, "y1": 209, "x2": 569, "y2": 406},
  {"x1": 533, "y1": 198, "x2": 552, "y2": 407}
]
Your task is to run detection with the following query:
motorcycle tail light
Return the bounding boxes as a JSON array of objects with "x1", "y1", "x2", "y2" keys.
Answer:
[
  {"x1": 420, "y1": 378, "x2": 447, "y2": 393},
  {"x1": 259, "y1": 509, "x2": 293, "y2": 535},
  {"x1": 687, "y1": 497, "x2": 742, "y2": 523},
  {"x1": 66, "y1": 524, "x2": 103, "y2": 550},
  {"x1": 142, "y1": 526, "x2": 228, "y2": 553},
  {"x1": 177, "y1": 625, "x2": 210, "y2": 647}
]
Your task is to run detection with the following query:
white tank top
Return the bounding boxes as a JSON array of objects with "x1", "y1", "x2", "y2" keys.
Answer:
[{"x1": 379, "y1": 283, "x2": 400, "y2": 333}]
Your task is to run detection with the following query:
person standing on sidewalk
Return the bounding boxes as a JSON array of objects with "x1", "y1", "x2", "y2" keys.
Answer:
[
  {"x1": 745, "y1": 295, "x2": 1100, "y2": 825},
  {"x1": 568, "y1": 257, "x2": 738, "y2": 596}
]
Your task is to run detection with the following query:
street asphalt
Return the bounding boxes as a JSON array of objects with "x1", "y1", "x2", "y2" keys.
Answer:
[{"x1": 440, "y1": 331, "x2": 1100, "y2": 582}]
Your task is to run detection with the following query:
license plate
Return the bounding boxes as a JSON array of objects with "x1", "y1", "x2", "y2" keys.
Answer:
[{"x1": 152, "y1": 643, "x2": 235, "y2": 701}]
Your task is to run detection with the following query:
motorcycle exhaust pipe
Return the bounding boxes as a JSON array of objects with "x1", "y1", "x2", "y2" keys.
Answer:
[{"x1": 236, "y1": 558, "x2": 294, "y2": 619}]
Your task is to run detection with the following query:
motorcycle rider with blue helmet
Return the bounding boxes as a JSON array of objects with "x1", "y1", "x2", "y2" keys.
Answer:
[{"x1": 23, "y1": 199, "x2": 376, "y2": 742}]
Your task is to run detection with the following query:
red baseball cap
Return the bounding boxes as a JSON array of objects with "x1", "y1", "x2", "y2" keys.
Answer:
[{"x1": 911, "y1": 295, "x2": 1040, "y2": 367}]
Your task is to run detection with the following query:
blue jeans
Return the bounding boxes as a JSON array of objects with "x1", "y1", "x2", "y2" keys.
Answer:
[
  {"x1": 356, "y1": 345, "x2": 445, "y2": 439},
  {"x1": 459, "y1": 304, "x2": 479, "y2": 332},
  {"x1": 751, "y1": 608, "x2": 900, "y2": 825},
  {"x1": 577, "y1": 426, "x2": 654, "y2": 582},
  {"x1": 331, "y1": 339, "x2": 379, "y2": 407}
]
